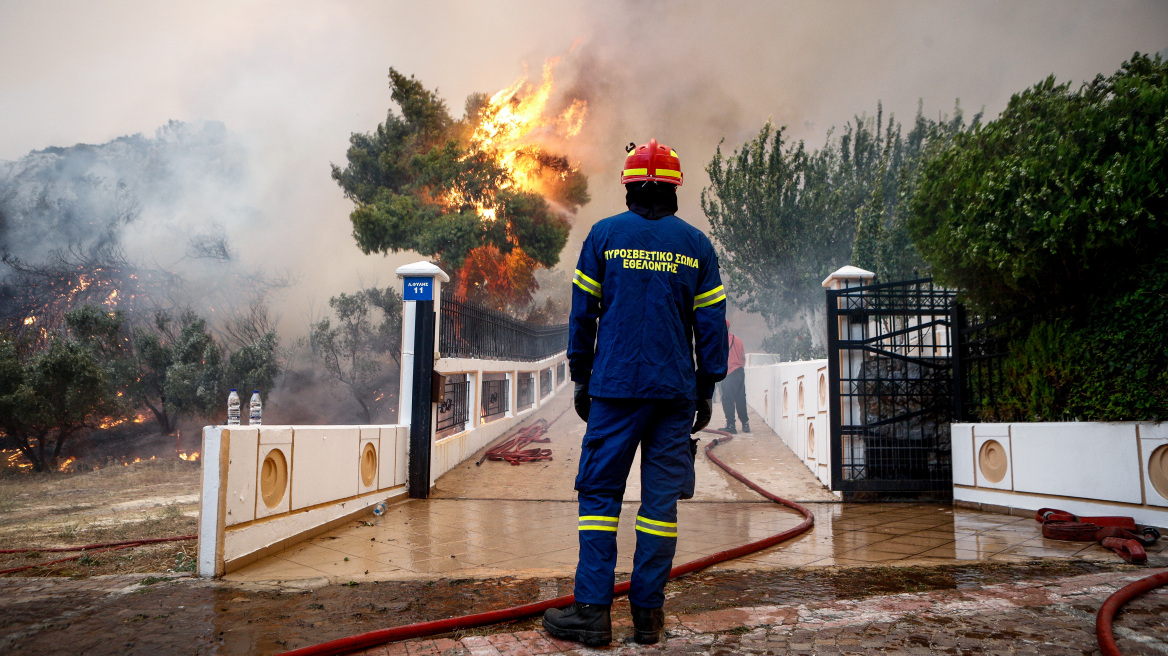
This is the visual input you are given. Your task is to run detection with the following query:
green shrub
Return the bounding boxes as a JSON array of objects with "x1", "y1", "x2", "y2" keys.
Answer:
[
  {"x1": 996, "y1": 254, "x2": 1168, "y2": 421},
  {"x1": 911, "y1": 53, "x2": 1168, "y2": 316}
]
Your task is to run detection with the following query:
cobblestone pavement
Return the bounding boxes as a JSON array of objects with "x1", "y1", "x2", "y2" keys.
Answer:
[{"x1": 351, "y1": 568, "x2": 1168, "y2": 656}]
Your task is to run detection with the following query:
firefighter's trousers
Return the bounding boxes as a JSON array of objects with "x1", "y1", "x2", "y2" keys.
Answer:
[{"x1": 573, "y1": 397, "x2": 697, "y2": 609}]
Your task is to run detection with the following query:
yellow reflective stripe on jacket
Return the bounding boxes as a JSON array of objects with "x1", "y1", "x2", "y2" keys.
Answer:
[
  {"x1": 693, "y1": 284, "x2": 726, "y2": 309},
  {"x1": 579, "y1": 515, "x2": 619, "y2": 531},
  {"x1": 573, "y1": 269, "x2": 602, "y2": 298},
  {"x1": 635, "y1": 515, "x2": 678, "y2": 537}
]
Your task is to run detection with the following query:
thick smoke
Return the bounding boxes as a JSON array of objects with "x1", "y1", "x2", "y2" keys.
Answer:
[{"x1": 0, "y1": 0, "x2": 1163, "y2": 357}]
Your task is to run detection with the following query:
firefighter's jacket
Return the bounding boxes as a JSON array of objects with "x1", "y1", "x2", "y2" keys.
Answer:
[{"x1": 568, "y1": 210, "x2": 728, "y2": 400}]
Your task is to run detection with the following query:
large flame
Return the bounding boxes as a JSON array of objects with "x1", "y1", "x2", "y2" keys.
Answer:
[{"x1": 467, "y1": 58, "x2": 587, "y2": 212}]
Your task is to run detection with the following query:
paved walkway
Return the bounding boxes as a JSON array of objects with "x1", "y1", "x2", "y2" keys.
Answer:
[{"x1": 228, "y1": 394, "x2": 1162, "y2": 584}]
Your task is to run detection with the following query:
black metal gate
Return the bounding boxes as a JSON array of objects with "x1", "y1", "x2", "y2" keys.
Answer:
[{"x1": 826, "y1": 278, "x2": 958, "y2": 496}]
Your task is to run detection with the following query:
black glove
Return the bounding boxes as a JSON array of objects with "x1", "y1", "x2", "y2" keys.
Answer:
[
  {"x1": 691, "y1": 398, "x2": 712, "y2": 434},
  {"x1": 574, "y1": 382, "x2": 591, "y2": 422}
]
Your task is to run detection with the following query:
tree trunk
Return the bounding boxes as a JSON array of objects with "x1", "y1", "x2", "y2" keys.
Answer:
[
  {"x1": 144, "y1": 399, "x2": 173, "y2": 434},
  {"x1": 356, "y1": 396, "x2": 372, "y2": 425},
  {"x1": 799, "y1": 304, "x2": 828, "y2": 351},
  {"x1": 14, "y1": 436, "x2": 43, "y2": 472}
]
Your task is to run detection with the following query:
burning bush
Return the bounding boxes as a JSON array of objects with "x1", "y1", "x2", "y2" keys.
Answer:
[
  {"x1": 332, "y1": 64, "x2": 589, "y2": 313},
  {"x1": 0, "y1": 307, "x2": 125, "y2": 472}
]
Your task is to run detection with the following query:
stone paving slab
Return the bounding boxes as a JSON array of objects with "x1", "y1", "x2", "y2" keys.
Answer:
[{"x1": 349, "y1": 568, "x2": 1168, "y2": 655}]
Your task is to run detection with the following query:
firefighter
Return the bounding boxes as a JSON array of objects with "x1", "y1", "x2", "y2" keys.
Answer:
[{"x1": 542, "y1": 139, "x2": 728, "y2": 646}]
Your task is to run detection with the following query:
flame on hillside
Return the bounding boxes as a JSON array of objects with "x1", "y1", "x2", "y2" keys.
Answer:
[
  {"x1": 4, "y1": 450, "x2": 32, "y2": 470},
  {"x1": 178, "y1": 451, "x2": 200, "y2": 461},
  {"x1": 5, "y1": 255, "x2": 150, "y2": 346},
  {"x1": 97, "y1": 411, "x2": 150, "y2": 431}
]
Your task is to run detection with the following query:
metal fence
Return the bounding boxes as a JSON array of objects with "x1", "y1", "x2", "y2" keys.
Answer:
[
  {"x1": 517, "y1": 373, "x2": 535, "y2": 411},
  {"x1": 436, "y1": 376, "x2": 469, "y2": 435},
  {"x1": 540, "y1": 368, "x2": 552, "y2": 398},
  {"x1": 481, "y1": 378, "x2": 509, "y2": 421},
  {"x1": 952, "y1": 305, "x2": 1034, "y2": 423},
  {"x1": 827, "y1": 278, "x2": 958, "y2": 495},
  {"x1": 440, "y1": 292, "x2": 568, "y2": 362}
]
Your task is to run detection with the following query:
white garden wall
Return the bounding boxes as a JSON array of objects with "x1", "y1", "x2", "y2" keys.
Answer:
[
  {"x1": 199, "y1": 424, "x2": 409, "y2": 576},
  {"x1": 744, "y1": 357, "x2": 833, "y2": 488},
  {"x1": 954, "y1": 421, "x2": 1168, "y2": 527}
]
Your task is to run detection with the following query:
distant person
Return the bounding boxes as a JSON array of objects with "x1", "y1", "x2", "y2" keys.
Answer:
[
  {"x1": 543, "y1": 139, "x2": 728, "y2": 647},
  {"x1": 719, "y1": 320, "x2": 749, "y2": 433}
]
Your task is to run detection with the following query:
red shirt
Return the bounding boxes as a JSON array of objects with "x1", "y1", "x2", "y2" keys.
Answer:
[{"x1": 727, "y1": 333, "x2": 745, "y2": 374}]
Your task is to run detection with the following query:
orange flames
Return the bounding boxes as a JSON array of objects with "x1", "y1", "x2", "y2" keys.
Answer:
[
  {"x1": 97, "y1": 410, "x2": 150, "y2": 430},
  {"x1": 178, "y1": 451, "x2": 200, "y2": 462},
  {"x1": 58, "y1": 457, "x2": 76, "y2": 472},
  {"x1": 469, "y1": 58, "x2": 587, "y2": 203},
  {"x1": 451, "y1": 58, "x2": 587, "y2": 307},
  {"x1": 4, "y1": 450, "x2": 32, "y2": 470}
]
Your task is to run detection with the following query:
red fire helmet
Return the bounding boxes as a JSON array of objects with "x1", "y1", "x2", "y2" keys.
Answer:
[{"x1": 621, "y1": 138, "x2": 683, "y2": 186}]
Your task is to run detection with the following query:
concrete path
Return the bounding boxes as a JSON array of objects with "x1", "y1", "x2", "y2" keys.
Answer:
[{"x1": 431, "y1": 391, "x2": 837, "y2": 503}]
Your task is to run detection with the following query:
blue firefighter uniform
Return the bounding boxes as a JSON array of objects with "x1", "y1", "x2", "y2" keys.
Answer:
[{"x1": 567, "y1": 209, "x2": 728, "y2": 609}]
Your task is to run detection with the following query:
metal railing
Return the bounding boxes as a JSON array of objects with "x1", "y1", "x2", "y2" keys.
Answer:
[
  {"x1": 440, "y1": 292, "x2": 568, "y2": 362},
  {"x1": 481, "y1": 378, "x2": 509, "y2": 421},
  {"x1": 517, "y1": 373, "x2": 534, "y2": 411},
  {"x1": 539, "y1": 368, "x2": 552, "y2": 398},
  {"x1": 436, "y1": 376, "x2": 469, "y2": 435},
  {"x1": 952, "y1": 305, "x2": 1035, "y2": 423}
]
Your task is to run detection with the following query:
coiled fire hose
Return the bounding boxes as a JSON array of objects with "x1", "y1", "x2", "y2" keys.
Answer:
[
  {"x1": 276, "y1": 428, "x2": 815, "y2": 656},
  {"x1": 1096, "y1": 570, "x2": 1168, "y2": 656},
  {"x1": 0, "y1": 535, "x2": 196, "y2": 575}
]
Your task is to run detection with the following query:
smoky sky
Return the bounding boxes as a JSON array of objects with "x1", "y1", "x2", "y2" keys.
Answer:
[{"x1": 1, "y1": 0, "x2": 1164, "y2": 337}]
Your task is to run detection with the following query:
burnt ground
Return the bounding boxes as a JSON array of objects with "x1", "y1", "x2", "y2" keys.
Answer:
[{"x1": 0, "y1": 559, "x2": 1144, "y2": 655}]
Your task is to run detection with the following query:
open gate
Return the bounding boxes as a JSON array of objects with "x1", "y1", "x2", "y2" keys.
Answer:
[{"x1": 825, "y1": 278, "x2": 958, "y2": 496}]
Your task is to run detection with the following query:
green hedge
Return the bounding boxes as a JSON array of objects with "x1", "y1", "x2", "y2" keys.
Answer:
[{"x1": 997, "y1": 252, "x2": 1168, "y2": 422}]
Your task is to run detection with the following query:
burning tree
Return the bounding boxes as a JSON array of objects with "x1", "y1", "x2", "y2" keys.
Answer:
[
  {"x1": 332, "y1": 64, "x2": 589, "y2": 312},
  {"x1": 0, "y1": 307, "x2": 125, "y2": 472}
]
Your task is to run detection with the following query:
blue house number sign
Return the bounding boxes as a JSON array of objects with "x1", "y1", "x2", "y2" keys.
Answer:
[{"x1": 403, "y1": 277, "x2": 433, "y2": 301}]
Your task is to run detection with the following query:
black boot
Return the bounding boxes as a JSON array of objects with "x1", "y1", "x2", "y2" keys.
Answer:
[
  {"x1": 542, "y1": 603, "x2": 612, "y2": 646},
  {"x1": 718, "y1": 423, "x2": 737, "y2": 434},
  {"x1": 742, "y1": 421, "x2": 751, "y2": 433},
  {"x1": 630, "y1": 603, "x2": 665, "y2": 644}
]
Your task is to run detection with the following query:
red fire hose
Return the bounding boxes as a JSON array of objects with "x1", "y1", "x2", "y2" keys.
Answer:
[
  {"x1": 1097, "y1": 570, "x2": 1168, "y2": 656},
  {"x1": 276, "y1": 428, "x2": 815, "y2": 656}
]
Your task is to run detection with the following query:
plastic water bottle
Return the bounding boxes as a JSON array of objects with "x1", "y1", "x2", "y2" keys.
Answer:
[
  {"x1": 249, "y1": 391, "x2": 262, "y2": 426},
  {"x1": 227, "y1": 389, "x2": 241, "y2": 425}
]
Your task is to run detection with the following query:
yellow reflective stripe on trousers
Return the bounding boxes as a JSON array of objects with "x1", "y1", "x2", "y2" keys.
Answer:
[
  {"x1": 635, "y1": 515, "x2": 677, "y2": 537},
  {"x1": 694, "y1": 284, "x2": 726, "y2": 309},
  {"x1": 573, "y1": 269, "x2": 602, "y2": 298},
  {"x1": 579, "y1": 515, "x2": 619, "y2": 531}
]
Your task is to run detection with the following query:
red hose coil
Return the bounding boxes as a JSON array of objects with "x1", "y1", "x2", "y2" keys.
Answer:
[
  {"x1": 276, "y1": 428, "x2": 815, "y2": 656},
  {"x1": 1097, "y1": 570, "x2": 1168, "y2": 656}
]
